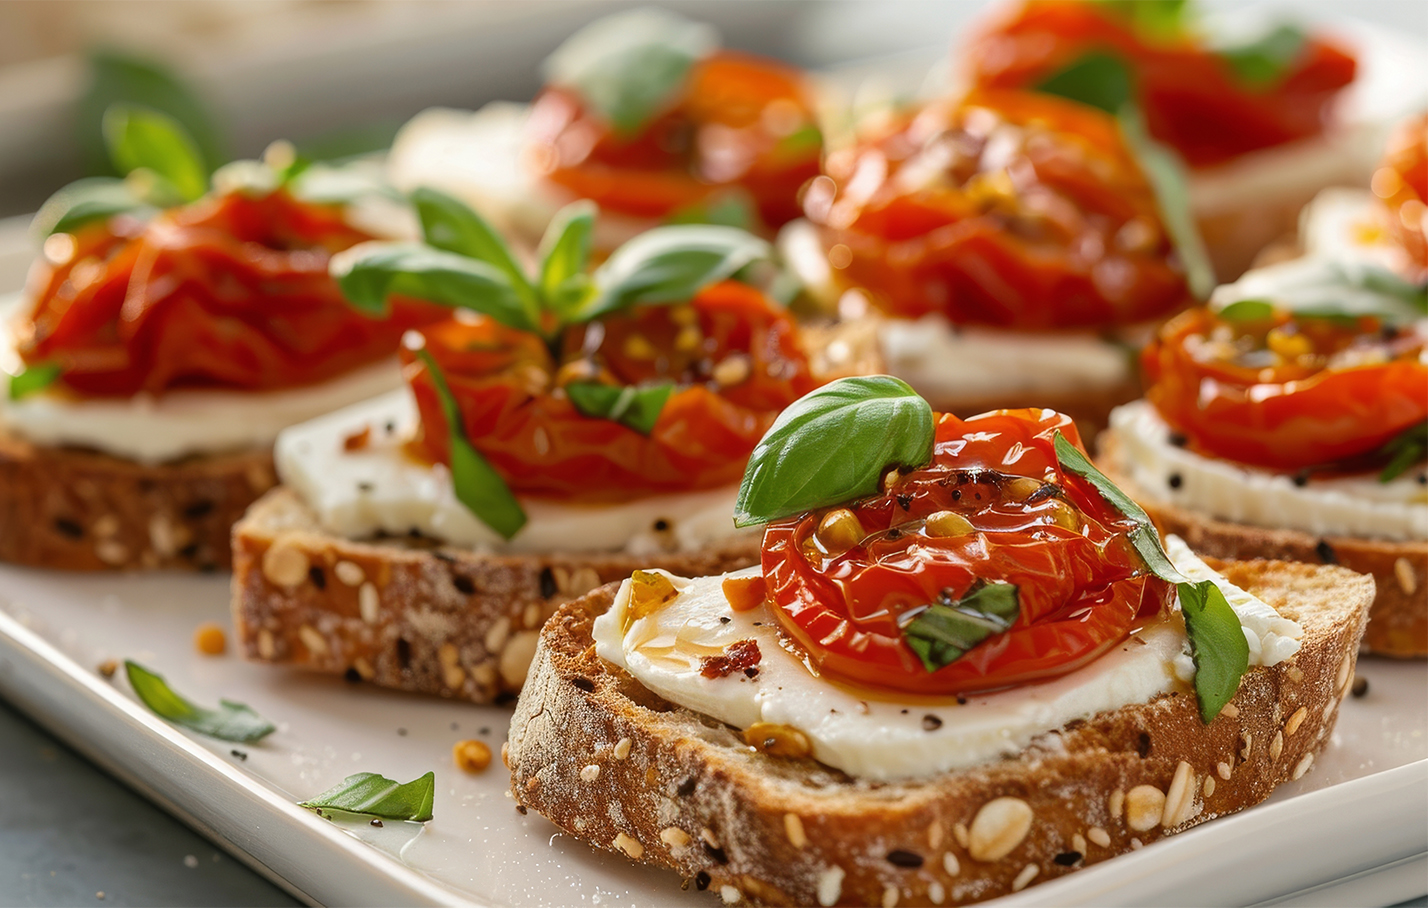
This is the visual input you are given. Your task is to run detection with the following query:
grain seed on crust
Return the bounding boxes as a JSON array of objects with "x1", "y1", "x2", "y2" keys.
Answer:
[
  {"x1": 1285, "y1": 707, "x2": 1307, "y2": 737},
  {"x1": 816, "y1": 866, "x2": 845, "y2": 907},
  {"x1": 1087, "y1": 827, "x2": 1110, "y2": 848},
  {"x1": 1071, "y1": 833, "x2": 1086, "y2": 855},
  {"x1": 1292, "y1": 753, "x2": 1314, "y2": 780},
  {"x1": 1203, "y1": 776, "x2": 1216, "y2": 797},
  {"x1": 659, "y1": 827, "x2": 691, "y2": 850},
  {"x1": 1125, "y1": 785, "x2": 1165, "y2": 832},
  {"x1": 359, "y1": 582, "x2": 380, "y2": 624},
  {"x1": 580, "y1": 764, "x2": 600, "y2": 782},
  {"x1": 784, "y1": 813, "x2": 807, "y2": 849},
  {"x1": 613, "y1": 737, "x2": 633, "y2": 760},
  {"x1": 967, "y1": 797, "x2": 1033, "y2": 862},
  {"x1": 613, "y1": 832, "x2": 643, "y2": 859},
  {"x1": 334, "y1": 560, "x2": 365, "y2": 586},
  {"x1": 262, "y1": 540, "x2": 309, "y2": 587},
  {"x1": 943, "y1": 852, "x2": 960, "y2": 876},
  {"x1": 1394, "y1": 557, "x2": 1418, "y2": 595},
  {"x1": 952, "y1": 822, "x2": 970, "y2": 849},
  {"x1": 1220, "y1": 702, "x2": 1239, "y2": 719},
  {"x1": 1108, "y1": 788, "x2": 1124, "y2": 820},
  {"x1": 1270, "y1": 730, "x2": 1284, "y2": 761},
  {"x1": 881, "y1": 884, "x2": 899, "y2": 908},
  {"x1": 1011, "y1": 863, "x2": 1039, "y2": 892},
  {"x1": 297, "y1": 625, "x2": 328, "y2": 657},
  {"x1": 1161, "y1": 761, "x2": 1196, "y2": 828}
]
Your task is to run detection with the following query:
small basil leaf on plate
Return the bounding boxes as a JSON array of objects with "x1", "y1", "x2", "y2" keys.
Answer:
[
  {"x1": 1034, "y1": 51, "x2": 1135, "y2": 115},
  {"x1": 538, "y1": 201, "x2": 597, "y2": 316},
  {"x1": 1177, "y1": 579, "x2": 1251, "y2": 723},
  {"x1": 1217, "y1": 24, "x2": 1308, "y2": 90},
  {"x1": 414, "y1": 348, "x2": 527, "y2": 540},
  {"x1": 1117, "y1": 107, "x2": 1215, "y2": 300},
  {"x1": 31, "y1": 177, "x2": 147, "y2": 238},
  {"x1": 542, "y1": 8, "x2": 716, "y2": 137},
  {"x1": 102, "y1": 104, "x2": 209, "y2": 203},
  {"x1": 1053, "y1": 430, "x2": 1188, "y2": 584},
  {"x1": 299, "y1": 771, "x2": 435, "y2": 822},
  {"x1": 7, "y1": 362, "x2": 64, "y2": 400},
  {"x1": 1377, "y1": 421, "x2": 1427, "y2": 483},
  {"x1": 124, "y1": 660, "x2": 275, "y2": 743},
  {"x1": 584, "y1": 225, "x2": 771, "y2": 322},
  {"x1": 412, "y1": 188, "x2": 538, "y2": 310},
  {"x1": 1216, "y1": 299, "x2": 1277, "y2": 322},
  {"x1": 734, "y1": 376, "x2": 935, "y2": 527},
  {"x1": 566, "y1": 381, "x2": 675, "y2": 436},
  {"x1": 902, "y1": 580, "x2": 1020, "y2": 673},
  {"x1": 330, "y1": 241, "x2": 537, "y2": 333},
  {"x1": 1091, "y1": 0, "x2": 1189, "y2": 39}
]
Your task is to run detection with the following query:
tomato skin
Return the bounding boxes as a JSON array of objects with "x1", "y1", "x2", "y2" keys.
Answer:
[
  {"x1": 963, "y1": 1, "x2": 1357, "y2": 168},
  {"x1": 1143, "y1": 307, "x2": 1428, "y2": 472},
  {"x1": 18, "y1": 191, "x2": 442, "y2": 396},
  {"x1": 527, "y1": 51, "x2": 822, "y2": 231},
  {"x1": 761, "y1": 408, "x2": 1173, "y2": 696},
  {"x1": 404, "y1": 280, "x2": 818, "y2": 501},
  {"x1": 806, "y1": 90, "x2": 1190, "y2": 329},
  {"x1": 1375, "y1": 115, "x2": 1428, "y2": 280}
]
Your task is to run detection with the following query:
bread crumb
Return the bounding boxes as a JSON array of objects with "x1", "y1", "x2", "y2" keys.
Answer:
[
  {"x1": 194, "y1": 622, "x2": 227, "y2": 656},
  {"x1": 97, "y1": 659, "x2": 118, "y2": 679},
  {"x1": 1220, "y1": 702, "x2": 1239, "y2": 719},
  {"x1": 453, "y1": 739, "x2": 491, "y2": 774}
]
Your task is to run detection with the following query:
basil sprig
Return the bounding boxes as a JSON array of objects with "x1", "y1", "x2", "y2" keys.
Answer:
[
  {"x1": 103, "y1": 104, "x2": 209, "y2": 205},
  {"x1": 1215, "y1": 259, "x2": 1428, "y2": 326},
  {"x1": 414, "y1": 347, "x2": 526, "y2": 540},
  {"x1": 541, "y1": 8, "x2": 717, "y2": 137},
  {"x1": 902, "y1": 581, "x2": 1021, "y2": 673},
  {"x1": 7, "y1": 362, "x2": 64, "y2": 401},
  {"x1": 1053, "y1": 433, "x2": 1248, "y2": 721},
  {"x1": 733, "y1": 376, "x2": 934, "y2": 527},
  {"x1": 1034, "y1": 53, "x2": 1214, "y2": 300},
  {"x1": 300, "y1": 771, "x2": 435, "y2": 822},
  {"x1": 1377, "y1": 421, "x2": 1428, "y2": 484},
  {"x1": 1091, "y1": 0, "x2": 1189, "y2": 40},
  {"x1": 125, "y1": 660, "x2": 275, "y2": 743},
  {"x1": 1216, "y1": 24, "x2": 1308, "y2": 90},
  {"x1": 566, "y1": 381, "x2": 675, "y2": 436}
]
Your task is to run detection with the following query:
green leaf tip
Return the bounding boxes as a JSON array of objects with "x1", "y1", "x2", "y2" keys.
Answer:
[
  {"x1": 299, "y1": 771, "x2": 436, "y2": 822},
  {"x1": 124, "y1": 660, "x2": 275, "y2": 743}
]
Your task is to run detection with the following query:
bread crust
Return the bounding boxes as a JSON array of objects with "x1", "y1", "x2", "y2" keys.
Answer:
[
  {"x1": 507, "y1": 559, "x2": 1373, "y2": 906},
  {"x1": 0, "y1": 423, "x2": 275, "y2": 571},
  {"x1": 229, "y1": 486, "x2": 761, "y2": 702},
  {"x1": 1100, "y1": 431, "x2": 1427, "y2": 658}
]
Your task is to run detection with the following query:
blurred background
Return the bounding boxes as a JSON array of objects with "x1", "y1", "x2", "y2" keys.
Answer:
[{"x1": 1, "y1": 0, "x2": 1423, "y2": 219}]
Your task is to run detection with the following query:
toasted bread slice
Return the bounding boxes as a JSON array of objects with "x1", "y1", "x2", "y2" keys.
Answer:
[
  {"x1": 1100, "y1": 430, "x2": 1427, "y2": 658},
  {"x1": 506, "y1": 558, "x2": 1373, "y2": 907},
  {"x1": 230, "y1": 486, "x2": 761, "y2": 702},
  {"x1": 0, "y1": 423, "x2": 275, "y2": 571}
]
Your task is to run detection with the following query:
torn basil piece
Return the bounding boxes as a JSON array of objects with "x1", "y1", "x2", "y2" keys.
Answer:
[
  {"x1": 103, "y1": 104, "x2": 209, "y2": 204},
  {"x1": 566, "y1": 381, "x2": 675, "y2": 436},
  {"x1": 1035, "y1": 51, "x2": 1135, "y2": 115},
  {"x1": 1217, "y1": 24, "x2": 1308, "y2": 90},
  {"x1": 300, "y1": 771, "x2": 435, "y2": 822},
  {"x1": 1117, "y1": 108, "x2": 1214, "y2": 300},
  {"x1": 902, "y1": 581, "x2": 1021, "y2": 673},
  {"x1": 7, "y1": 362, "x2": 64, "y2": 401},
  {"x1": 1377, "y1": 421, "x2": 1427, "y2": 483},
  {"x1": 125, "y1": 661, "x2": 275, "y2": 743}
]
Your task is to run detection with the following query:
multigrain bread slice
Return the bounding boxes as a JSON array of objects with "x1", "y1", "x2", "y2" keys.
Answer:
[
  {"x1": 230, "y1": 486, "x2": 761, "y2": 702},
  {"x1": 506, "y1": 559, "x2": 1373, "y2": 907},
  {"x1": 1099, "y1": 432, "x2": 1427, "y2": 658},
  {"x1": 0, "y1": 424, "x2": 275, "y2": 571}
]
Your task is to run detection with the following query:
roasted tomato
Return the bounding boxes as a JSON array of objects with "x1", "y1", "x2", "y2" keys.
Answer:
[
  {"x1": 404, "y1": 280, "x2": 817, "y2": 501},
  {"x1": 761, "y1": 408, "x2": 1173, "y2": 695},
  {"x1": 526, "y1": 52, "x2": 822, "y2": 232},
  {"x1": 963, "y1": 1, "x2": 1357, "y2": 168},
  {"x1": 1373, "y1": 115, "x2": 1428, "y2": 279},
  {"x1": 1143, "y1": 306, "x2": 1428, "y2": 471},
  {"x1": 804, "y1": 90, "x2": 1190, "y2": 329},
  {"x1": 17, "y1": 190, "x2": 440, "y2": 397}
]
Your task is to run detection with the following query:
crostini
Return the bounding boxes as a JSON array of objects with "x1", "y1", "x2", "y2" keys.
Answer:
[
  {"x1": 507, "y1": 377, "x2": 1374, "y2": 906},
  {"x1": 0, "y1": 107, "x2": 436, "y2": 571},
  {"x1": 230, "y1": 192, "x2": 833, "y2": 700}
]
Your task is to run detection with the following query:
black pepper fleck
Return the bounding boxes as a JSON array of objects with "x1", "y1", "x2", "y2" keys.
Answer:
[
  {"x1": 183, "y1": 500, "x2": 215, "y2": 519},
  {"x1": 516, "y1": 805, "x2": 527, "y2": 815},
  {"x1": 479, "y1": 726, "x2": 490, "y2": 736},
  {"x1": 1417, "y1": 473, "x2": 1427, "y2": 486},
  {"x1": 653, "y1": 519, "x2": 670, "y2": 532},
  {"x1": 1168, "y1": 431, "x2": 1189, "y2": 448},
  {"x1": 1136, "y1": 732, "x2": 1151, "y2": 758},
  {"x1": 1315, "y1": 539, "x2": 1337, "y2": 564},
  {"x1": 1167, "y1": 473, "x2": 1183, "y2": 490},
  {"x1": 370, "y1": 818, "x2": 384, "y2": 828},
  {"x1": 887, "y1": 528, "x2": 903, "y2": 540},
  {"x1": 572, "y1": 677, "x2": 595, "y2": 693},
  {"x1": 743, "y1": 667, "x2": 759, "y2": 679},
  {"x1": 956, "y1": 696, "x2": 968, "y2": 706},
  {"x1": 887, "y1": 850, "x2": 924, "y2": 868},
  {"x1": 53, "y1": 518, "x2": 83, "y2": 539},
  {"x1": 896, "y1": 493, "x2": 912, "y2": 511},
  {"x1": 343, "y1": 667, "x2": 362, "y2": 684},
  {"x1": 452, "y1": 574, "x2": 476, "y2": 595},
  {"x1": 951, "y1": 489, "x2": 962, "y2": 501},
  {"x1": 450, "y1": 722, "x2": 459, "y2": 731},
  {"x1": 177, "y1": 542, "x2": 199, "y2": 560},
  {"x1": 539, "y1": 567, "x2": 558, "y2": 598},
  {"x1": 385, "y1": 420, "x2": 396, "y2": 435},
  {"x1": 1292, "y1": 472, "x2": 1309, "y2": 488},
  {"x1": 922, "y1": 714, "x2": 943, "y2": 731},
  {"x1": 719, "y1": 616, "x2": 731, "y2": 624},
  {"x1": 308, "y1": 566, "x2": 326, "y2": 589},
  {"x1": 695, "y1": 872, "x2": 711, "y2": 891},
  {"x1": 1054, "y1": 851, "x2": 1082, "y2": 866},
  {"x1": 396, "y1": 638, "x2": 412, "y2": 671},
  {"x1": 397, "y1": 728, "x2": 408, "y2": 737},
  {"x1": 230, "y1": 749, "x2": 248, "y2": 761},
  {"x1": 703, "y1": 843, "x2": 728, "y2": 864},
  {"x1": 676, "y1": 777, "x2": 698, "y2": 797},
  {"x1": 357, "y1": 482, "x2": 374, "y2": 493},
  {"x1": 1351, "y1": 676, "x2": 1369, "y2": 698},
  {"x1": 433, "y1": 551, "x2": 456, "y2": 564}
]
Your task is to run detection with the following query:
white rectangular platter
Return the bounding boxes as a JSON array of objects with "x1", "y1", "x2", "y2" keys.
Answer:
[{"x1": 1, "y1": 564, "x2": 1424, "y2": 908}]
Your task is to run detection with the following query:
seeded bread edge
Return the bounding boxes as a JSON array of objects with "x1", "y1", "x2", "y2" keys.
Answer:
[{"x1": 506, "y1": 559, "x2": 1373, "y2": 907}]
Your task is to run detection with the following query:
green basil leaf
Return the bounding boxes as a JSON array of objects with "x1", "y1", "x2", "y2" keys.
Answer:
[
  {"x1": 1035, "y1": 51, "x2": 1135, "y2": 115},
  {"x1": 330, "y1": 241, "x2": 537, "y2": 333},
  {"x1": 290, "y1": 160, "x2": 405, "y2": 206},
  {"x1": 80, "y1": 50, "x2": 223, "y2": 182},
  {"x1": 538, "y1": 201, "x2": 597, "y2": 316},
  {"x1": 902, "y1": 581, "x2": 1020, "y2": 673},
  {"x1": 31, "y1": 177, "x2": 148, "y2": 238},
  {"x1": 584, "y1": 225, "x2": 771, "y2": 322},
  {"x1": 102, "y1": 104, "x2": 208, "y2": 203},
  {"x1": 124, "y1": 661, "x2": 275, "y2": 743},
  {"x1": 664, "y1": 194, "x2": 758, "y2": 231},
  {"x1": 734, "y1": 376, "x2": 934, "y2": 527},
  {"x1": 542, "y1": 8, "x2": 716, "y2": 137},
  {"x1": 1378, "y1": 421, "x2": 1427, "y2": 483},
  {"x1": 1219, "y1": 259, "x2": 1428, "y2": 324},
  {"x1": 772, "y1": 125, "x2": 824, "y2": 161},
  {"x1": 414, "y1": 348, "x2": 527, "y2": 540},
  {"x1": 1216, "y1": 299, "x2": 1277, "y2": 322},
  {"x1": 299, "y1": 771, "x2": 435, "y2": 822},
  {"x1": 566, "y1": 381, "x2": 675, "y2": 436},
  {"x1": 7, "y1": 362, "x2": 64, "y2": 400},
  {"x1": 1177, "y1": 580, "x2": 1251, "y2": 722},
  {"x1": 411, "y1": 188, "x2": 537, "y2": 313},
  {"x1": 1091, "y1": 0, "x2": 1189, "y2": 40},
  {"x1": 1117, "y1": 107, "x2": 1215, "y2": 300},
  {"x1": 1053, "y1": 431, "x2": 1188, "y2": 584},
  {"x1": 1217, "y1": 24, "x2": 1308, "y2": 90}
]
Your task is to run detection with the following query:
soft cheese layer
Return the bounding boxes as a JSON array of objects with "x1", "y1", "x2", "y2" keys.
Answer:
[
  {"x1": 1109, "y1": 401, "x2": 1427, "y2": 542},
  {"x1": 593, "y1": 541, "x2": 1293, "y2": 781},
  {"x1": 0, "y1": 304, "x2": 405, "y2": 464},
  {"x1": 275, "y1": 389, "x2": 751, "y2": 555}
]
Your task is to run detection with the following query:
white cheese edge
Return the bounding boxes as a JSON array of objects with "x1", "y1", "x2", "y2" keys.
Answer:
[{"x1": 593, "y1": 537, "x2": 1297, "y2": 781}]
